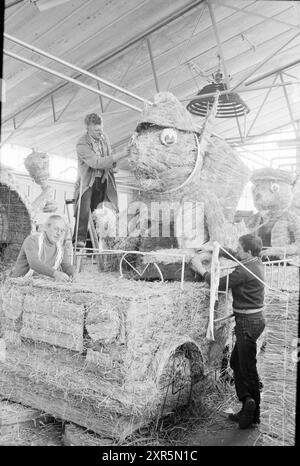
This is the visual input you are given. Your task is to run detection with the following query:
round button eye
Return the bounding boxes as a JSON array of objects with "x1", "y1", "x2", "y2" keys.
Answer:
[
  {"x1": 270, "y1": 183, "x2": 280, "y2": 193},
  {"x1": 160, "y1": 128, "x2": 177, "y2": 146}
]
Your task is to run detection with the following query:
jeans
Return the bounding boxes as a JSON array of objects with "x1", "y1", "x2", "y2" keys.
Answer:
[
  {"x1": 230, "y1": 312, "x2": 266, "y2": 410},
  {"x1": 73, "y1": 178, "x2": 108, "y2": 243}
]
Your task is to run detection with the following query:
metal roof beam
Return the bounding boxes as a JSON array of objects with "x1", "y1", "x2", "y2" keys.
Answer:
[
  {"x1": 146, "y1": 36, "x2": 160, "y2": 93},
  {"x1": 231, "y1": 31, "x2": 300, "y2": 92},
  {"x1": 3, "y1": 0, "x2": 205, "y2": 124},
  {"x1": 207, "y1": 0, "x2": 244, "y2": 142},
  {"x1": 3, "y1": 49, "x2": 143, "y2": 113},
  {"x1": 226, "y1": 119, "x2": 300, "y2": 143},
  {"x1": 211, "y1": 0, "x2": 300, "y2": 31},
  {"x1": 245, "y1": 58, "x2": 300, "y2": 85},
  {"x1": 4, "y1": 32, "x2": 150, "y2": 105},
  {"x1": 246, "y1": 73, "x2": 279, "y2": 137},
  {"x1": 279, "y1": 71, "x2": 298, "y2": 136}
]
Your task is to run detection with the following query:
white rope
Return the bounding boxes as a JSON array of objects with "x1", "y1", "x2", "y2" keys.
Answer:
[{"x1": 218, "y1": 244, "x2": 289, "y2": 296}]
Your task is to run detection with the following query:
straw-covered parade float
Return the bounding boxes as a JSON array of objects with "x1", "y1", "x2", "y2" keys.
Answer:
[{"x1": 0, "y1": 91, "x2": 298, "y2": 445}]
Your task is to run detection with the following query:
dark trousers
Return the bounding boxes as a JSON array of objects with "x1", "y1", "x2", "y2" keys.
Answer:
[
  {"x1": 230, "y1": 313, "x2": 265, "y2": 410},
  {"x1": 73, "y1": 178, "x2": 107, "y2": 243}
]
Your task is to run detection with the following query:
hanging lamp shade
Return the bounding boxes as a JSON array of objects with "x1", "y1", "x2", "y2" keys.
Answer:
[{"x1": 186, "y1": 81, "x2": 250, "y2": 118}]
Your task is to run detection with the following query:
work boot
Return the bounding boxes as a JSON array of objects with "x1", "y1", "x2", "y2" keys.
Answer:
[{"x1": 238, "y1": 397, "x2": 256, "y2": 429}]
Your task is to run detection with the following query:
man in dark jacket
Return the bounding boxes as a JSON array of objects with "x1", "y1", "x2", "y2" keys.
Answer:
[
  {"x1": 73, "y1": 113, "x2": 128, "y2": 248},
  {"x1": 191, "y1": 234, "x2": 265, "y2": 429}
]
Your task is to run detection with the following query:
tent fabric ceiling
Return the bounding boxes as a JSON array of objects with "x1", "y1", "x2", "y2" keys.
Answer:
[{"x1": 2, "y1": 0, "x2": 300, "y2": 170}]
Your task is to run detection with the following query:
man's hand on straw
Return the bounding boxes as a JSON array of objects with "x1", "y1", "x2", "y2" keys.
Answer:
[{"x1": 53, "y1": 271, "x2": 71, "y2": 283}]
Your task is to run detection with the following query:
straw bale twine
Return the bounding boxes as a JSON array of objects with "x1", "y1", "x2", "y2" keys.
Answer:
[{"x1": 0, "y1": 271, "x2": 232, "y2": 440}]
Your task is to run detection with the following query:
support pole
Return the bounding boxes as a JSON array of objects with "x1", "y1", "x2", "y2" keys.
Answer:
[
  {"x1": 297, "y1": 122, "x2": 300, "y2": 173},
  {"x1": 208, "y1": 0, "x2": 243, "y2": 141},
  {"x1": 96, "y1": 81, "x2": 105, "y2": 114},
  {"x1": 4, "y1": 32, "x2": 150, "y2": 105},
  {"x1": 279, "y1": 72, "x2": 297, "y2": 136},
  {"x1": 246, "y1": 74, "x2": 279, "y2": 137},
  {"x1": 211, "y1": 0, "x2": 300, "y2": 31},
  {"x1": 146, "y1": 36, "x2": 160, "y2": 93},
  {"x1": 3, "y1": 49, "x2": 143, "y2": 113},
  {"x1": 231, "y1": 32, "x2": 300, "y2": 92}
]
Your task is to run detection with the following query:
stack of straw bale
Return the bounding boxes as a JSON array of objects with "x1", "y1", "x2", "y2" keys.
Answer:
[
  {"x1": 258, "y1": 266, "x2": 299, "y2": 446},
  {"x1": 0, "y1": 271, "x2": 232, "y2": 441}
]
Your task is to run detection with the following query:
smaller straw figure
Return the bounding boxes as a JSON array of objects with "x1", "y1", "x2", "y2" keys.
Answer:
[
  {"x1": 247, "y1": 168, "x2": 300, "y2": 259},
  {"x1": 24, "y1": 149, "x2": 58, "y2": 216}
]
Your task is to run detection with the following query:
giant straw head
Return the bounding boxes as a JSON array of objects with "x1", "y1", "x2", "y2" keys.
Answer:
[
  {"x1": 251, "y1": 168, "x2": 293, "y2": 212},
  {"x1": 127, "y1": 92, "x2": 201, "y2": 192}
]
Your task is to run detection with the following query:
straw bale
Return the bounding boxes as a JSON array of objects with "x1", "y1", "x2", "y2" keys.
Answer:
[
  {"x1": 85, "y1": 296, "x2": 124, "y2": 344},
  {"x1": 0, "y1": 272, "x2": 233, "y2": 440},
  {"x1": 63, "y1": 423, "x2": 114, "y2": 446},
  {"x1": 0, "y1": 399, "x2": 42, "y2": 427},
  {"x1": 20, "y1": 292, "x2": 84, "y2": 352},
  {"x1": 1, "y1": 286, "x2": 24, "y2": 330},
  {"x1": 86, "y1": 349, "x2": 115, "y2": 369}
]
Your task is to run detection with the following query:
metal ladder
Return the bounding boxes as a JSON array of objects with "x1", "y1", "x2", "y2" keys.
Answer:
[{"x1": 65, "y1": 198, "x2": 104, "y2": 273}]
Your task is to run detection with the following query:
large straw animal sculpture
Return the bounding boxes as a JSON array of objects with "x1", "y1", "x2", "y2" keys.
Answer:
[
  {"x1": 247, "y1": 168, "x2": 300, "y2": 259},
  {"x1": 24, "y1": 149, "x2": 58, "y2": 216},
  {"x1": 127, "y1": 92, "x2": 250, "y2": 244},
  {"x1": 0, "y1": 164, "x2": 33, "y2": 276},
  {"x1": 100, "y1": 92, "x2": 249, "y2": 280}
]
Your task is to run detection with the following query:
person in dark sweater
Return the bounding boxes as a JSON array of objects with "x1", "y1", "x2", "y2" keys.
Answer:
[
  {"x1": 11, "y1": 215, "x2": 75, "y2": 282},
  {"x1": 191, "y1": 234, "x2": 265, "y2": 429}
]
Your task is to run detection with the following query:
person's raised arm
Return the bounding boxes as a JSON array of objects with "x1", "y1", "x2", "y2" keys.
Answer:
[
  {"x1": 76, "y1": 140, "x2": 114, "y2": 170},
  {"x1": 76, "y1": 141, "x2": 129, "y2": 170}
]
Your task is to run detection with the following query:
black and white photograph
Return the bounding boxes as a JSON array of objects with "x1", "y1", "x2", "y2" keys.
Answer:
[{"x1": 0, "y1": 0, "x2": 299, "y2": 451}]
